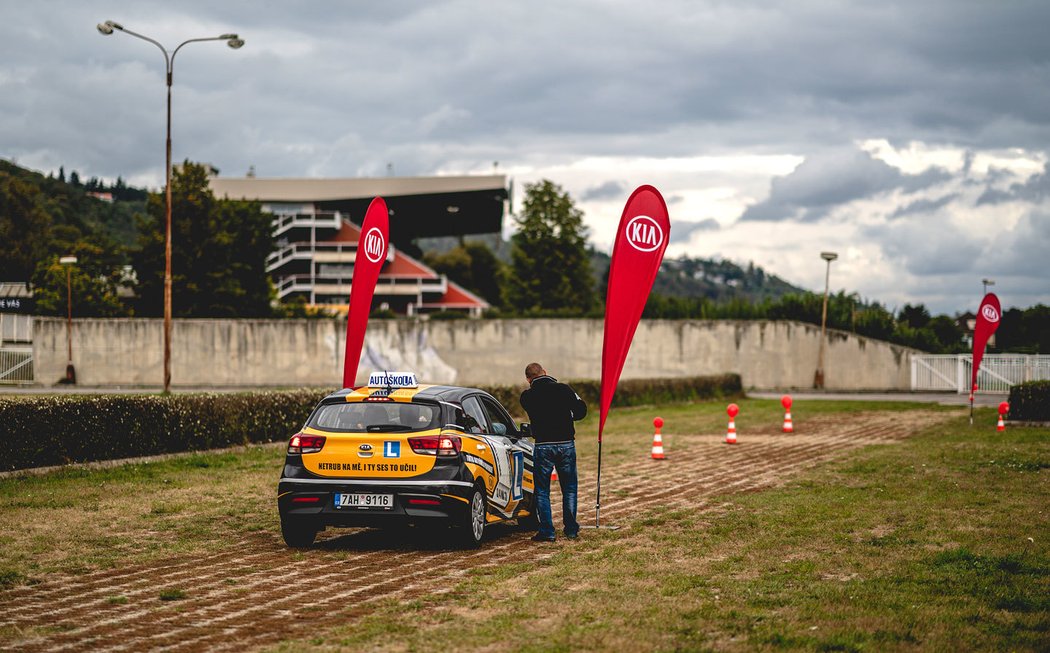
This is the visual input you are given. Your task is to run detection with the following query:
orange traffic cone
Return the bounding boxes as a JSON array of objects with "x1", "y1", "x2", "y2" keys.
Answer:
[
  {"x1": 651, "y1": 416, "x2": 666, "y2": 459},
  {"x1": 997, "y1": 415, "x2": 1005, "y2": 432},
  {"x1": 726, "y1": 403, "x2": 739, "y2": 444},
  {"x1": 781, "y1": 395, "x2": 793, "y2": 433},
  {"x1": 998, "y1": 401, "x2": 1009, "y2": 432},
  {"x1": 551, "y1": 467, "x2": 559, "y2": 482}
]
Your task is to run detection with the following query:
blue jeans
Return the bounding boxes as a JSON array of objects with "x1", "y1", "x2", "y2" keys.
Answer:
[{"x1": 533, "y1": 442, "x2": 579, "y2": 539}]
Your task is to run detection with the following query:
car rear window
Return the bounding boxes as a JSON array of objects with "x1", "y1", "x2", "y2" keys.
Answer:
[{"x1": 309, "y1": 401, "x2": 441, "y2": 432}]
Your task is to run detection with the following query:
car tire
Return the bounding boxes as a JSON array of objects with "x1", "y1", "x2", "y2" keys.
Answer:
[
  {"x1": 281, "y1": 517, "x2": 318, "y2": 548},
  {"x1": 455, "y1": 485, "x2": 487, "y2": 548}
]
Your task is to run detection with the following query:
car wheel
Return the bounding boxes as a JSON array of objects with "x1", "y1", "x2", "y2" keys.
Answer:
[
  {"x1": 456, "y1": 486, "x2": 486, "y2": 548},
  {"x1": 281, "y1": 517, "x2": 318, "y2": 548}
]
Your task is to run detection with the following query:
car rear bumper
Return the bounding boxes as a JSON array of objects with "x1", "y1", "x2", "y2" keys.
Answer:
[{"x1": 277, "y1": 477, "x2": 476, "y2": 527}]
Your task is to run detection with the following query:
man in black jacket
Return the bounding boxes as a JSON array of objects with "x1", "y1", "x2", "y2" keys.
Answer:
[{"x1": 520, "y1": 362, "x2": 587, "y2": 542}]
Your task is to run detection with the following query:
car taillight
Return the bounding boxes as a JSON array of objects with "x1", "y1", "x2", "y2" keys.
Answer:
[
  {"x1": 288, "y1": 433, "x2": 326, "y2": 455},
  {"x1": 407, "y1": 434, "x2": 461, "y2": 457}
]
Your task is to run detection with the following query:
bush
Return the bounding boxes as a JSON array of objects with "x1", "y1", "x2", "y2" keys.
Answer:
[
  {"x1": 0, "y1": 375, "x2": 742, "y2": 471},
  {"x1": 485, "y1": 374, "x2": 743, "y2": 418},
  {"x1": 1007, "y1": 380, "x2": 1050, "y2": 422},
  {"x1": 0, "y1": 389, "x2": 327, "y2": 471}
]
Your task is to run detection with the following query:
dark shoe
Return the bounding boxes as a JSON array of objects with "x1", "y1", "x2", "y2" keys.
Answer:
[
  {"x1": 531, "y1": 534, "x2": 556, "y2": 542},
  {"x1": 565, "y1": 532, "x2": 579, "y2": 540}
]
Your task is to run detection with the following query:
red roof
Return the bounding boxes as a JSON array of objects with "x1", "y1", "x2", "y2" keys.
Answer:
[
  {"x1": 329, "y1": 220, "x2": 363, "y2": 243},
  {"x1": 421, "y1": 280, "x2": 489, "y2": 309},
  {"x1": 383, "y1": 252, "x2": 438, "y2": 279}
]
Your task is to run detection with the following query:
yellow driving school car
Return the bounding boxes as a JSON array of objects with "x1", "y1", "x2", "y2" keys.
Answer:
[{"x1": 277, "y1": 372, "x2": 537, "y2": 548}]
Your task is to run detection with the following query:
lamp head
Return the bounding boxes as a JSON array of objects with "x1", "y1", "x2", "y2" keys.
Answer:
[
  {"x1": 96, "y1": 20, "x2": 122, "y2": 35},
  {"x1": 820, "y1": 251, "x2": 838, "y2": 262},
  {"x1": 59, "y1": 256, "x2": 78, "y2": 265},
  {"x1": 225, "y1": 35, "x2": 245, "y2": 49}
]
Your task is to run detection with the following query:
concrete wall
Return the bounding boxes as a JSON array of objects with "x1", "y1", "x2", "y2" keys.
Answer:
[{"x1": 32, "y1": 317, "x2": 914, "y2": 390}]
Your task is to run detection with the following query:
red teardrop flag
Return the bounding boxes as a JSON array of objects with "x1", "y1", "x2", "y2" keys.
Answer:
[
  {"x1": 598, "y1": 185, "x2": 671, "y2": 439},
  {"x1": 342, "y1": 197, "x2": 389, "y2": 388},
  {"x1": 971, "y1": 292, "x2": 1001, "y2": 393}
]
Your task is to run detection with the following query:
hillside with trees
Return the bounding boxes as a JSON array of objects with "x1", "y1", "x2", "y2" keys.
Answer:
[{"x1": 3, "y1": 160, "x2": 1047, "y2": 354}]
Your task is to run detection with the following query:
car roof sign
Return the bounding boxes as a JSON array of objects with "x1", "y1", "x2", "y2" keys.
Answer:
[{"x1": 367, "y1": 371, "x2": 418, "y2": 389}]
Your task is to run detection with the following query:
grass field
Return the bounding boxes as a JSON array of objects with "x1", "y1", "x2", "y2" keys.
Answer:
[
  {"x1": 0, "y1": 399, "x2": 1047, "y2": 651},
  {"x1": 269, "y1": 403, "x2": 1047, "y2": 653}
]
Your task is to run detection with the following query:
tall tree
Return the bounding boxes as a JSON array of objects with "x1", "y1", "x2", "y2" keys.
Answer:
[
  {"x1": 0, "y1": 172, "x2": 51, "y2": 281},
  {"x1": 132, "y1": 161, "x2": 275, "y2": 317},
  {"x1": 424, "y1": 241, "x2": 506, "y2": 308},
  {"x1": 504, "y1": 180, "x2": 595, "y2": 314}
]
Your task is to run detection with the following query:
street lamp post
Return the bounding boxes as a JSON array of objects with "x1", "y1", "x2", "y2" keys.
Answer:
[
  {"x1": 97, "y1": 20, "x2": 243, "y2": 393},
  {"x1": 813, "y1": 251, "x2": 838, "y2": 389},
  {"x1": 59, "y1": 255, "x2": 78, "y2": 384},
  {"x1": 982, "y1": 278, "x2": 995, "y2": 296}
]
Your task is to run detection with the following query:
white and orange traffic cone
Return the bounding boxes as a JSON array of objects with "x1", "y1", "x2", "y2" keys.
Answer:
[
  {"x1": 651, "y1": 416, "x2": 666, "y2": 459},
  {"x1": 726, "y1": 403, "x2": 739, "y2": 444},
  {"x1": 781, "y1": 394, "x2": 794, "y2": 433},
  {"x1": 997, "y1": 401, "x2": 1009, "y2": 432},
  {"x1": 551, "y1": 467, "x2": 559, "y2": 482}
]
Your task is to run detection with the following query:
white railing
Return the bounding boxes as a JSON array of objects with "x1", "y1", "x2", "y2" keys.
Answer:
[
  {"x1": 273, "y1": 274, "x2": 447, "y2": 300},
  {"x1": 271, "y1": 211, "x2": 342, "y2": 237},
  {"x1": 0, "y1": 346, "x2": 33, "y2": 384},
  {"x1": 911, "y1": 354, "x2": 1050, "y2": 394}
]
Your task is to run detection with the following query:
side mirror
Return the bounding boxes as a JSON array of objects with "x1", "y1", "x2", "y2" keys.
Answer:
[{"x1": 518, "y1": 423, "x2": 532, "y2": 438}]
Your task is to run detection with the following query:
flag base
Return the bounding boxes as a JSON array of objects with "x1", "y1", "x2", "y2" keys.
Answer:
[{"x1": 580, "y1": 524, "x2": 622, "y2": 531}]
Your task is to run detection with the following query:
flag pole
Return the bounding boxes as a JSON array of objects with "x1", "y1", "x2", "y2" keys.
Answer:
[{"x1": 594, "y1": 434, "x2": 604, "y2": 528}]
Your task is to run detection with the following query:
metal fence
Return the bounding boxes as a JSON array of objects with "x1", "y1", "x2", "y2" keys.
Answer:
[
  {"x1": 0, "y1": 346, "x2": 34, "y2": 384},
  {"x1": 911, "y1": 354, "x2": 1050, "y2": 394}
]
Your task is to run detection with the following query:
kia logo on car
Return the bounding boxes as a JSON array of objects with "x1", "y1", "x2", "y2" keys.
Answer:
[
  {"x1": 982, "y1": 305, "x2": 1000, "y2": 322},
  {"x1": 625, "y1": 215, "x2": 664, "y2": 252},
  {"x1": 359, "y1": 444, "x2": 373, "y2": 451}
]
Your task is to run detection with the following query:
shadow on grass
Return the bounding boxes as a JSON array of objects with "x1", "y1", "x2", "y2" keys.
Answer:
[{"x1": 310, "y1": 521, "x2": 527, "y2": 553}]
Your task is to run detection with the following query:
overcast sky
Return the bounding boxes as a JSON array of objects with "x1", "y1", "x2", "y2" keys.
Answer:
[{"x1": 3, "y1": 1, "x2": 1049, "y2": 314}]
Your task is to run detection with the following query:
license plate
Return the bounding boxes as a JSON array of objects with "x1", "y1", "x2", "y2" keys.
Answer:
[{"x1": 335, "y1": 493, "x2": 393, "y2": 509}]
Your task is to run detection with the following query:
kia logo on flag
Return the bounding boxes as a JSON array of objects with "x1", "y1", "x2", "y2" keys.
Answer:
[
  {"x1": 982, "y1": 305, "x2": 1000, "y2": 322},
  {"x1": 363, "y1": 227, "x2": 386, "y2": 263},
  {"x1": 625, "y1": 215, "x2": 664, "y2": 252}
]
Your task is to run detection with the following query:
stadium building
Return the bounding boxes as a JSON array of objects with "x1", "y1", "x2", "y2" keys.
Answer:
[{"x1": 209, "y1": 174, "x2": 509, "y2": 317}]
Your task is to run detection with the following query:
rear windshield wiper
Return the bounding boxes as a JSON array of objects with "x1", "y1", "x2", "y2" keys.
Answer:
[{"x1": 366, "y1": 424, "x2": 413, "y2": 432}]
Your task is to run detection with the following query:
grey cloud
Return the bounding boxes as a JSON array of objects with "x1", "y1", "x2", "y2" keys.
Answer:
[
  {"x1": 669, "y1": 218, "x2": 720, "y2": 244},
  {"x1": 581, "y1": 180, "x2": 626, "y2": 201},
  {"x1": 6, "y1": 0, "x2": 1050, "y2": 185},
  {"x1": 977, "y1": 162, "x2": 1050, "y2": 205},
  {"x1": 864, "y1": 220, "x2": 982, "y2": 277},
  {"x1": 889, "y1": 193, "x2": 958, "y2": 219},
  {"x1": 740, "y1": 147, "x2": 951, "y2": 223}
]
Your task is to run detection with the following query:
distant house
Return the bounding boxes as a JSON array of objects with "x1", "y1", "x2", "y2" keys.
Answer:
[
  {"x1": 86, "y1": 191, "x2": 114, "y2": 203},
  {"x1": 208, "y1": 174, "x2": 508, "y2": 317},
  {"x1": 956, "y1": 311, "x2": 996, "y2": 349}
]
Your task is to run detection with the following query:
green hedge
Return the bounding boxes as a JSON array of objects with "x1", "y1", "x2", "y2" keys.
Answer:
[
  {"x1": 485, "y1": 374, "x2": 744, "y2": 418},
  {"x1": 0, "y1": 375, "x2": 742, "y2": 471},
  {"x1": 0, "y1": 390, "x2": 327, "y2": 472},
  {"x1": 1007, "y1": 380, "x2": 1050, "y2": 422}
]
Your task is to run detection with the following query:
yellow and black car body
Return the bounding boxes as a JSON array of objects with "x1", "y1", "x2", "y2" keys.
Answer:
[{"x1": 277, "y1": 374, "x2": 536, "y2": 548}]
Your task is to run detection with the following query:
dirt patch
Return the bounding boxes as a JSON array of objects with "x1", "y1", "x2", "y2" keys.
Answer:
[{"x1": 0, "y1": 410, "x2": 950, "y2": 652}]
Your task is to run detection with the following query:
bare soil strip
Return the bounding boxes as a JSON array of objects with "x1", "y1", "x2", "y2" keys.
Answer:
[{"x1": 0, "y1": 410, "x2": 948, "y2": 652}]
